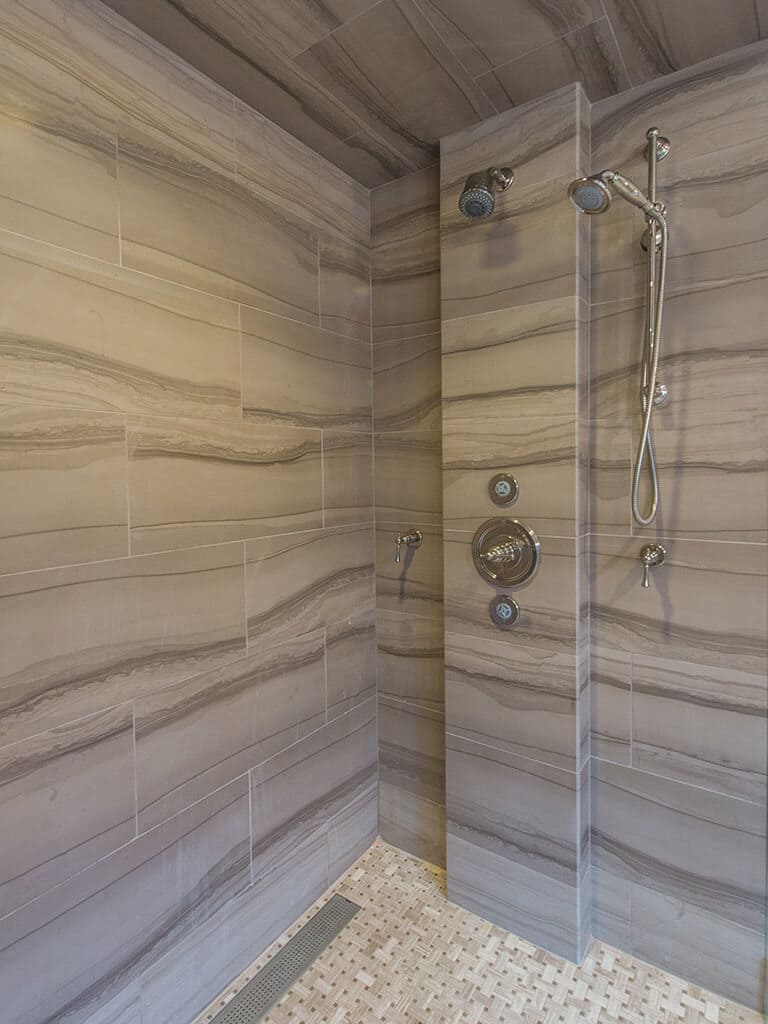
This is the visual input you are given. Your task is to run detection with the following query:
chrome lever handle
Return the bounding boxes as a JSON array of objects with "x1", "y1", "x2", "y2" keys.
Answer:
[
  {"x1": 640, "y1": 543, "x2": 666, "y2": 589},
  {"x1": 394, "y1": 529, "x2": 423, "y2": 563}
]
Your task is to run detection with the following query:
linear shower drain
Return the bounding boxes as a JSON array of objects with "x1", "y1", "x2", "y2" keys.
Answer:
[{"x1": 209, "y1": 894, "x2": 361, "y2": 1023}]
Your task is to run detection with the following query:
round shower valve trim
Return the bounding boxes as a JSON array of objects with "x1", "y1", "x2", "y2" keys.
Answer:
[
  {"x1": 488, "y1": 473, "x2": 519, "y2": 507},
  {"x1": 472, "y1": 517, "x2": 541, "y2": 588}
]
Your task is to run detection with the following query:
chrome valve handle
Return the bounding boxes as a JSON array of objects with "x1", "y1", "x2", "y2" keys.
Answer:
[
  {"x1": 395, "y1": 529, "x2": 423, "y2": 564},
  {"x1": 640, "y1": 543, "x2": 666, "y2": 588}
]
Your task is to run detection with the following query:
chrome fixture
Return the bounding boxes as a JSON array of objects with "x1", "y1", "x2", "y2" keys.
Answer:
[
  {"x1": 472, "y1": 518, "x2": 541, "y2": 588},
  {"x1": 488, "y1": 472, "x2": 519, "y2": 507},
  {"x1": 639, "y1": 543, "x2": 666, "y2": 588},
  {"x1": 489, "y1": 594, "x2": 520, "y2": 628},
  {"x1": 568, "y1": 127, "x2": 671, "y2": 528},
  {"x1": 394, "y1": 529, "x2": 422, "y2": 563},
  {"x1": 458, "y1": 166, "x2": 514, "y2": 220}
]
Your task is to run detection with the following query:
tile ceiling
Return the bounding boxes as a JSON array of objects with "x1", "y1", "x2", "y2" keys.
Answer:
[{"x1": 101, "y1": 0, "x2": 768, "y2": 187}]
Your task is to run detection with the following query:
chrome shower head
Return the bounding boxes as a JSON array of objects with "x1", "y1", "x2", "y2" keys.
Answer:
[
  {"x1": 458, "y1": 166, "x2": 514, "y2": 220},
  {"x1": 568, "y1": 175, "x2": 612, "y2": 214}
]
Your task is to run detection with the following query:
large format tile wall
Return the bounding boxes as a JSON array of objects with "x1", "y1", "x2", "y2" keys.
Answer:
[
  {"x1": 0, "y1": 2, "x2": 376, "y2": 1023},
  {"x1": 440, "y1": 85, "x2": 592, "y2": 962},
  {"x1": 371, "y1": 166, "x2": 446, "y2": 866},
  {"x1": 588, "y1": 41, "x2": 768, "y2": 1010}
]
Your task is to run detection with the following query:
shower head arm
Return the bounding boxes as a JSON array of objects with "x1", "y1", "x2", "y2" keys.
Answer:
[{"x1": 488, "y1": 167, "x2": 514, "y2": 191}]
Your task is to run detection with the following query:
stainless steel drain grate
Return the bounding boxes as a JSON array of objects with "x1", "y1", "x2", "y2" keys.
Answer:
[{"x1": 209, "y1": 894, "x2": 361, "y2": 1023}]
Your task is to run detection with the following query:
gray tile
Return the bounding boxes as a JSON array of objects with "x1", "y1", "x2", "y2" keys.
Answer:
[
  {"x1": 442, "y1": 413, "x2": 577, "y2": 534},
  {"x1": 295, "y1": 0, "x2": 494, "y2": 170},
  {"x1": 379, "y1": 695, "x2": 445, "y2": 808},
  {"x1": 479, "y1": 19, "x2": 630, "y2": 108},
  {"x1": 326, "y1": 610, "x2": 377, "y2": 719},
  {"x1": 591, "y1": 865, "x2": 631, "y2": 949},
  {"x1": 323, "y1": 430, "x2": 374, "y2": 527},
  {"x1": 374, "y1": 431, "x2": 442, "y2": 525},
  {"x1": 376, "y1": 610, "x2": 445, "y2": 711},
  {"x1": 245, "y1": 525, "x2": 374, "y2": 649},
  {"x1": 0, "y1": 543, "x2": 246, "y2": 748},
  {"x1": 371, "y1": 165, "x2": 441, "y2": 343},
  {"x1": 631, "y1": 653, "x2": 767, "y2": 804},
  {"x1": 127, "y1": 416, "x2": 322, "y2": 553},
  {"x1": 630, "y1": 882, "x2": 765, "y2": 1011},
  {"x1": 376, "y1": 522, "x2": 443, "y2": 620},
  {"x1": 590, "y1": 534, "x2": 767, "y2": 676},
  {"x1": 250, "y1": 699, "x2": 376, "y2": 881},
  {"x1": 319, "y1": 233, "x2": 372, "y2": 344},
  {"x1": 0, "y1": 230, "x2": 241, "y2": 420},
  {"x1": 444, "y1": 531, "x2": 577, "y2": 652},
  {"x1": 602, "y1": 0, "x2": 763, "y2": 84},
  {"x1": 134, "y1": 634, "x2": 326, "y2": 830},
  {"x1": 327, "y1": 782, "x2": 378, "y2": 879},
  {"x1": 379, "y1": 780, "x2": 446, "y2": 867},
  {"x1": 374, "y1": 332, "x2": 442, "y2": 432},
  {"x1": 307, "y1": 128, "x2": 417, "y2": 190},
  {"x1": 445, "y1": 632, "x2": 579, "y2": 771},
  {"x1": 588, "y1": 418, "x2": 632, "y2": 535},
  {"x1": 415, "y1": 0, "x2": 604, "y2": 78},
  {"x1": 442, "y1": 298, "x2": 580, "y2": 423},
  {"x1": 0, "y1": 406, "x2": 128, "y2": 575},
  {"x1": 0, "y1": 777, "x2": 249, "y2": 1024},
  {"x1": 592, "y1": 760, "x2": 766, "y2": 933},
  {"x1": 241, "y1": 307, "x2": 371, "y2": 431},
  {"x1": 0, "y1": 704, "x2": 135, "y2": 918},
  {"x1": 591, "y1": 647, "x2": 632, "y2": 765}
]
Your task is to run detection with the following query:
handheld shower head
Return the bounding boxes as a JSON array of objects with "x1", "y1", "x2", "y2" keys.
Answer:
[
  {"x1": 458, "y1": 166, "x2": 514, "y2": 220},
  {"x1": 601, "y1": 170, "x2": 659, "y2": 218},
  {"x1": 568, "y1": 175, "x2": 612, "y2": 214}
]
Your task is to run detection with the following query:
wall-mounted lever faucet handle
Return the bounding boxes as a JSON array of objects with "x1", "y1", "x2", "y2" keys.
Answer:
[
  {"x1": 640, "y1": 543, "x2": 666, "y2": 588},
  {"x1": 395, "y1": 529, "x2": 423, "y2": 564}
]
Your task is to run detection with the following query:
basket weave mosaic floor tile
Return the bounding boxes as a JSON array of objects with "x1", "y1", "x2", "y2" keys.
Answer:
[{"x1": 193, "y1": 840, "x2": 761, "y2": 1024}]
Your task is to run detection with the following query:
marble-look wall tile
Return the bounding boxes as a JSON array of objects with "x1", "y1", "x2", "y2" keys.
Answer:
[
  {"x1": 591, "y1": 647, "x2": 631, "y2": 765},
  {"x1": 319, "y1": 233, "x2": 371, "y2": 343},
  {"x1": 445, "y1": 632, "x2": 578, "y2": 771},
  {"x1": 374, "y1": 431, "x2": 442, "y2": 526},
  {"x1": 0, "y1": 25, "x2": 118, "y2": 261},
  {"x1": 322, "y1": 430, "x2": 374, "y2": 527},
  {"x1": 379, "y1": 695, "x2": 446, "y2": 866},
  {"x1": 250, "y1": 699, "x2": 376, "y2": 881},
  {"x1": 326, "y1": 611, "x2": 376, "y2": 720},
  {"x1": 0, "y1": 405, "x2": 128, "y2": 575},
  {"x1": 442, "y1": 414, "x2": 576, "y2": 534},
  {"x1": 0, "y1": 231, "x2": 241, "y2": 420},
  {"x1": 630, "y1": 881, "x2": 765, "y2": 1011},
  {"x1": 478, "y1": 19, "x2": 630, "y2": 109},
  {"x1": 246, "y1": 526, "x2": 374, "y2": 649},
  {"x1": 373, "y1": 332, "x2": 442, "y2": 432},
  {"x1": 0, "y1": 543, "x2": 246, "y2": 747},
  {"x1": 327, "y1": 781, "x2": 379, "y2": 879},
  {"x1": 376, "y1": 611, "x2": 444, "y2": 711},
  {"x1": 127, "y1": 416, "x2": 322, "y2": 553},
  {"x1": 0, "y1": 777, "x2": 249, "y2": 1024},
  {"x1": 371, "y1": 166, "x2": 441, "y2": 343},
  {"x1": 631, "y1": 653, "x2": 766, "y2": 804},
  {"x1": 590, "y1": 534, "x2": 767, "y2": 676},
  {"x1": 444, "y1": 531, "x2": 577, "y2": 652},
  {"x1": 441, "y1": 297, "x2": 580, "y2": 422},
  {"x1": 241, "y1": 307, "x2": 371, "y2": 431},
  {"x1": 591, "y1": 865, "x2": 631, "y2": 950},
  {"x1": 0, "y1": 704, "x2": 135, "y2": 918},
  {"x1": 376, "y1": 522, "x2": 444, "y2": 621},
  {"x1": 134, "y1": 633, "x2": 326, "y2": 830},
  {"x1": 592, "y1": 759, "x2": 766, "y2": 933},
  {"x1": 296, "y1": 0, "x2": 493, "y2": 171}
]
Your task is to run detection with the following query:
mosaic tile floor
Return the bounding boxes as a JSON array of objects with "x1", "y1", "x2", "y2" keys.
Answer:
[{"x1": 193, "y1": 840, "x2": 761, "y2": 1024}]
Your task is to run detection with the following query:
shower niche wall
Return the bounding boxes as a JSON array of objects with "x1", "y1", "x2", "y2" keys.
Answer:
[{"x1": 440, "y1": 43, "x2": 768, "y2": 1010}]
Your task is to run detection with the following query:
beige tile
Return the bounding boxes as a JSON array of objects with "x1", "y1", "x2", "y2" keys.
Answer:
[
  {"x1": 373, "y1": 332, "x2": 441, "y2": 431},
  {"x1": 135, "y1": 634, "x2": 326, "y2": 830},
  {"x1": 127, "y1": 416, "x2": 322, "y2": 553},
  {"x1": 0, "y1": 542, "x2": 246, "y2": 747},
  {"x1": 246, "y1": 525, "x2": 374, "y2": 649},
  {"x1": 0, "y1": 703, "x2": 135, "y2": 917},
  {"x1": 0, "y1": 230, "x2": 241, "y2": 419},
  {"x1": 319, "y1": 233, "x2": 371, "y2": 344},
  {"x1": 374, "y1": 431, "x2": 442, "y2": 526},
  {"x1": 0, "y1": 405, "x2": 128, "y2": 575},
  {"x1": 376, "y1": 522, "x2": 443, "y2": 621},
  {"x1": 323, "y1": 431, "x2": 374, "y2": 527},
  {"x1": 376, "y1": 610, "x2": 444, "y2": 711},
  {"x1": 326, "y1": 610, "x2": 376, "y2": 719},
  {"x1": 241, "y1": 307, "x2": 371, "y2": 431}
]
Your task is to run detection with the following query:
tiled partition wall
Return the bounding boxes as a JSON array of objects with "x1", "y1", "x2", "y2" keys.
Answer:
[
  {"x1": 371, "y1": 167, "x2": 446, "y2": 866},
  {"x1": 440, "y1": 85, "x2": 592, "y2": 962},
  {"x1": 0, "y1": 2, "x2": 376, "y2": 1023},
  {"x1": 588, "y1": 42, "x2": 768, "y2": 1010}
]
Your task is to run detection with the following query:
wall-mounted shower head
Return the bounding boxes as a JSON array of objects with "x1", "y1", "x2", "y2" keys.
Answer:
[
  {"x1": 458, "y1": 166, "x2": 514, "y2": 220},
  {"x1": 568, "y1": 175, "x2": 612, "y2": 214}
]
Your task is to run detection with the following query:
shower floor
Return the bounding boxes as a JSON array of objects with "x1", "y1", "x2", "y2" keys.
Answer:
[{"x1": 192, "y1": 840, "x2": 759, "y2": 1024}]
